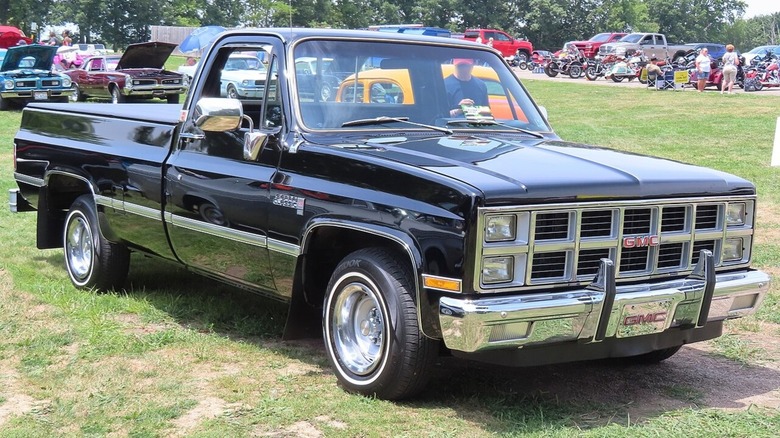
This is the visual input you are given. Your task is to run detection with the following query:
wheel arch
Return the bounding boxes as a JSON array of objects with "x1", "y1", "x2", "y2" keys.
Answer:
[
  {"x1": 36, "y1": 170, "x2": 96, "y2": 249},
  {"x1": 283, "y1": 220, "x2": 427, "y2": 341}
]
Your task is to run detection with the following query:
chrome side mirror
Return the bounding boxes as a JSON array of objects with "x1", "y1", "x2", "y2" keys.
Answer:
[
  {"x1": 193, "y1": 98, "x2": 243, "y2": 132},
  {"x1": 242, "y1": 114, "x2": 268, "y2": 160}
]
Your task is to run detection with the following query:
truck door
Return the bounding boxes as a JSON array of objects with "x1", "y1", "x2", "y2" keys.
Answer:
[{"x1": 163, "y1": 39, "x2": 282, "y2": 294}]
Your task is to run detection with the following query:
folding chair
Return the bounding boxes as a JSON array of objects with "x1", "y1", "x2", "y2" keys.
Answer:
[{"x1": 655, "y1": 67, "x2": 676, "y2": 90}]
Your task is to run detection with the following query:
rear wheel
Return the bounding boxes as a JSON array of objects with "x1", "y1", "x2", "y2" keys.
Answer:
[
  {"x1": 611, "y1": 75, "x2": 625, "y2": 83},
  {"x1": 64, "y1": 195, "x2": 130, "y2": 291},
  {"x1": 323, "y1": 248, "x2": 437, "y2": 400}
]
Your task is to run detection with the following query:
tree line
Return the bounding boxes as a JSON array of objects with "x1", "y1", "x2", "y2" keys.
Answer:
[{"x1": 2, "y1": 0, "x2": 779, "y2": 53}]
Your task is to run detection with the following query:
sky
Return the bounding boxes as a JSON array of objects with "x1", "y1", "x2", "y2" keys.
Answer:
[{"x1": 743, "y1": 0, "x2": 780, "y2": 18}]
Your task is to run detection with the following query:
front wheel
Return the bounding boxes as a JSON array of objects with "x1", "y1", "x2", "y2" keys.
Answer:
[
  {"x1": 515, "y1": 51, "x2": 529, "y2": 64},
  {"x1": 167, "y1": 94, "x2": 180, "y2": 104},
  {"x1": 226, "y1": 84, "x2": 239, "y2": 99},
  {"x1": 110, "y1": 86, "x2": 125, "y2": 103},
  {"x1": 323, "y1": 248, "x2": 437, "y2": 400},
  {"x1": 585, "y1": 66, "x2": 599, "y2": 81},
  {"x1": 611, "y1": 75, "x2": 625, "y2": 83},
  {"x1": 544, "y1": 64, "x2": 558, "y2": 77},
  {"x1": 64, "y1": 195, "x2": 130, "y2": 291},
  {"x1": 568, "y1": 64, "x2": 582, "y2": 79}
]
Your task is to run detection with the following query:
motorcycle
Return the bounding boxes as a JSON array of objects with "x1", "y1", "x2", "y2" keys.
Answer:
[
  {"x1": 544, "y1": 43, "x2": 586, "y2": 79},
  {"x1": 744, "y1": 56, "x2": 780, "y2": 91},
  {"x1": 604, "y1": 52, "x2": 646, "y2": 82},
  {"x1": 585, "y1": 53, "x2": 618, "y2": 81}
]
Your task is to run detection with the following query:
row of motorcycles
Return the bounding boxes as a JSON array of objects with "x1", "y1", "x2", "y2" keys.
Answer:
[{"x1": 518, "y1": 42, "x2": 780, "y2": 92}]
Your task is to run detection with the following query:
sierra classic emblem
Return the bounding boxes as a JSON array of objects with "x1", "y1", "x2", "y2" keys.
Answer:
[{"x1": 623, "y1": 235, "x2": 660, "y2": 248}]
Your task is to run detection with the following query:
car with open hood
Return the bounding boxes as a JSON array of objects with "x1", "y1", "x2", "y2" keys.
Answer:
[
  {"x1": 63, "y1": 41, "x2": 185, "y2": 103},
  {"x1": 0, "y1": 44, "x2": 73, "y2": 109}
]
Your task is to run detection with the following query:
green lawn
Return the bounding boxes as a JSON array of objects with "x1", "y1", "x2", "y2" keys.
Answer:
[{"x1": 0, "y1": 81, "x2": 779, "y2": 436}]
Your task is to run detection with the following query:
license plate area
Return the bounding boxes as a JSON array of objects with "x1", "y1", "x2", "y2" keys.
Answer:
[
  {"x1": 616, "y1": 300, "x2": 672, "y2": 338},
  {"x1": 33, "y1": 91, "x2": 48, "y2": 100}
]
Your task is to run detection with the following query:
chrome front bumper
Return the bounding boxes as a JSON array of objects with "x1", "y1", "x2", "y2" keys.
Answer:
[{"x1": 439, "y1": 251, "x2": 770, "y2": 353}]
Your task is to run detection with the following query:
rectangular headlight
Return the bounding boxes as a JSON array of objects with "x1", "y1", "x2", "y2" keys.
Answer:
[
  {"x1": 726, "y1": 202, "x2": 746, "y2": 226},
  {"x1": 485, "y1": 215, "x2": 516, "y2": 242},
  {"x1": 722, "y1": 237, "x2": 744, "y2": 262},
  {"x1": 482, "y1": 256, "x2": 514, "y2": 284}
]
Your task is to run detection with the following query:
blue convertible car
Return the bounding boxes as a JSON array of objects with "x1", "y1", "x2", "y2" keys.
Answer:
[{"x1": 0, "y1": 44, "x2": 73, "y2": 110}]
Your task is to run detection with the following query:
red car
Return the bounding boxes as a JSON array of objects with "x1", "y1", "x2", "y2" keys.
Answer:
[
  {"x1": 463, "y1": 29, "x2": 534, "y2": 62},
  {"x1": 64, "y1": 41, "x2": 185, "y2": 103},
  {"x1": 569, "y1": 32, "x2": 627, "y2": 59},
  {"x1": 0, "y1": 25, "x2": 32, "y2": 48}
]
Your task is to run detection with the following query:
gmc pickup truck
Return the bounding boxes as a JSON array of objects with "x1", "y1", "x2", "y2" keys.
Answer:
[
  {"x1": 462, "y1": 28, "x2": 534, "y2": 62},
  {"x1": 10, "y1": 28, "x2": 769, "y2": 400},
  {"x1": 598, "y1": 32, "x2": 690, "y2": 61}
]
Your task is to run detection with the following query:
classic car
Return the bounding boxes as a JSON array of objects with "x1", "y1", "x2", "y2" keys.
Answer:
[
  {"x1": 334, "y1": 64, "x2": 525, "y2": 120},
  {"x1": 64, "y1": 41, "x2": 186, "y2": 103},
  {"x1": 0, "y1": 25, "x2": 32, "y2": 48},
  {"x1": 295, "y1": 56, "x2": 341, "y2": 101},
  {"x1": 0, "y1": 44, "x2": 73, "y2": 110},
  {"x1": 219, "y1": 53, "x2": 267, "y2": 99}
]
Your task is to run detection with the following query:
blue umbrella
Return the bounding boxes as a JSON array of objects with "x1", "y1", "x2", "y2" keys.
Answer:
[{"x1": 179, "y1": 25, "x2": 226, "y2": 54}]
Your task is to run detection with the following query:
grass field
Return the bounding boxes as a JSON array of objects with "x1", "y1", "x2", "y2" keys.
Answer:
[{"x1": 1, "y1": 80, "x2": 779, "y2": 436}]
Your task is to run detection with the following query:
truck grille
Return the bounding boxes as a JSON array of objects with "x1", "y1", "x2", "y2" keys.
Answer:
[{"x1": 475, "y1": 197, "x2": 755, "y2": 292}]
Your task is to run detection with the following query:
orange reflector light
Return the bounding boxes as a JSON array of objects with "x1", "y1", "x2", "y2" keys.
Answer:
[{"x1": 422, "y1": 275, "x2": 462, "y2": 293}]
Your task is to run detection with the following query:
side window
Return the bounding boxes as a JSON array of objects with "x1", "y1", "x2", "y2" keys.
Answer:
[
  {"x1": 641, "y1": 36, "x2": 653, "y2": 45},
  {"x1": 496, "y1": 32, "x2": 511, "y2": 42}
]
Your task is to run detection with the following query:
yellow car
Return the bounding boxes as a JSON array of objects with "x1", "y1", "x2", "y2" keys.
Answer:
[{"x1": 335, "y1": 65, "x2": 526, "y2": 121}]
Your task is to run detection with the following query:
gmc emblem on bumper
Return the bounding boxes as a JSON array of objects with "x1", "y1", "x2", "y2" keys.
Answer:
[
  {"x1": 623, "y1": 235, "x2": 660, "y2": 248},
  {"x1": 623, "y1": 311, "x2": 667, "y2": 326}
]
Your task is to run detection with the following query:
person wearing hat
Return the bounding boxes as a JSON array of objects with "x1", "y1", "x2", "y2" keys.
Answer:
[
  {"x1": 645, "y1": 57, "x2": 663, "y2": 86},
  {"x1": 445, "y1": 58, "x2": 489, "y2": 117}
]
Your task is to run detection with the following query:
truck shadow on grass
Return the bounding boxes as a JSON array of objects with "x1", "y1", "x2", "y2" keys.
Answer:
[{"x1": 40, "y1": 253, "x2": 780, "y2": 432}]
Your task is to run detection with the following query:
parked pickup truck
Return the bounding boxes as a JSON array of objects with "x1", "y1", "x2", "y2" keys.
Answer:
[
  {"x1": 10, "y1": 28, "x2": 769, "y2": 400},
  {"x1": 462, "y1": 28, "x2": 534, "y2": 62},
  {"x1": 598, "y1": 32, "x2": 690, "y2": 61},
  {"x1": 570, "y1": 32, "x2": 627, "y2": 59}
]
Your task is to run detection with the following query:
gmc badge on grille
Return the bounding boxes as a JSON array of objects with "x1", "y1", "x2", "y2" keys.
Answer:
[{"x1": 623, "y1": 235, "x2": 660, "y2": 248}]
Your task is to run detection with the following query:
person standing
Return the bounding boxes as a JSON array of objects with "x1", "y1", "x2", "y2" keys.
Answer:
[
  {"x1": 695, "y1": 47, "x2": 711, "y2": 92},
  {"x1": 721, "y1": 44, "x2": 739, "y2": 95},
  {"x1": 62, "y1": 30, "x2": 72, "y2": 46}
]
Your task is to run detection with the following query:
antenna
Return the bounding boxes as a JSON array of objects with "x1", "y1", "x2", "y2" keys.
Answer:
[{"x1": 289, "y1": 0, "x2": 293, "y2": 29}]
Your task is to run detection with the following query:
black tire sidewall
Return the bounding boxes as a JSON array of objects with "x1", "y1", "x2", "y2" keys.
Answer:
[{"x1": 323, "y1": 249, "x2": 418, "y2": 397}]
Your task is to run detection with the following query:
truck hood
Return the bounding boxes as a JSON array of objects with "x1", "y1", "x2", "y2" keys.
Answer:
[
  {"x1": 346, "y1": 135, "x2": 753, "y2": 203},
  {"x1": 117, "y1": 41, "x2": 177, "y2": 70},
  {"x1": 0, "y1": 45, "x2": 56, "y2": 71}
]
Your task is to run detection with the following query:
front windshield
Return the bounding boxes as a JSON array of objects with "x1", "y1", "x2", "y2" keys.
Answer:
[
  {"x1": 589, "y1": 33, "x2": 611, "y2": 42},
  {"x1": 293, "y1": 39, "x2": 548, "y2": 133},
  {"x1": 619, "y1": 34, "x2": 644, "y2": 43}
]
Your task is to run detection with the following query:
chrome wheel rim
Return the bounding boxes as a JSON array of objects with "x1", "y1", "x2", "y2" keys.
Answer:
[
  {"x1": 66, "y1": 215, "x2": 93, "y2": 281},
  {"x1": 70, "y1": 85, "x2": 79, "y2": 102},
  {"x1": 331, "y1": 281, "x2": 385, "y2": 376},
  {"x1": 227, "y1": 86, "x2": 237, "y2": 99}
]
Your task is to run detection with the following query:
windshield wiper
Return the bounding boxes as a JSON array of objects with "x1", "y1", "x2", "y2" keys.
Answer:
[
  {"x1": 342, "y1": 116, "x2": 453, "y2": 135},
  {"x1": 446, "y1": 119, "x2": 544, "y2": 139}
]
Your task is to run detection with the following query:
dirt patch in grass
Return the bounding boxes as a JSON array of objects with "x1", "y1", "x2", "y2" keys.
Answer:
[{"x1": 0, "y1": 270, "x2": 52, "y2": 426}]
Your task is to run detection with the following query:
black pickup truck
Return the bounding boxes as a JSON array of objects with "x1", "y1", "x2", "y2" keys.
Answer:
[{"x1": 10, "y1": 28, "x2": 770, "y2": 400}]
